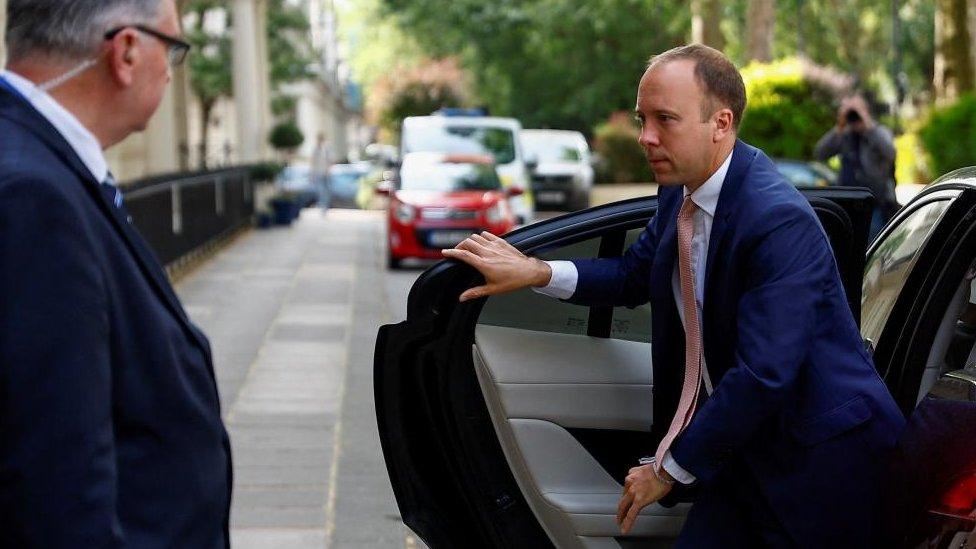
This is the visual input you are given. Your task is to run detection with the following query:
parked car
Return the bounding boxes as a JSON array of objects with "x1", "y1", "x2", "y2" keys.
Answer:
[
  {"x1": 401, "y1": 113, "x2": 534, "y2": 225},
  {"x1": 275, "y1": 164, "x2": 319, "y2": 208},
  {"x1": 374, "y1": 168, "x2": 976, "y2": 548},
  {"x1": 521, "y1": 129, "x2": 594, "y2": 212},
  {"x1": 774, "y1": 158, "x2": 837, "y2": 188},
  {"x1": 378, "y1": 152, "x2": 520, "y2": 270},
  {"x1": 327, "y1": 162, "x2": 371, "y2": 209}
]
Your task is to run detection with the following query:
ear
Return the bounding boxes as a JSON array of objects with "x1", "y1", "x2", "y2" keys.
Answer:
[
  {"x1": 712, "y1": 108, "x2": 734, "y2": 142},
  {"x1": 106, "y1": 29, "x2": 140, "y2": 87}
]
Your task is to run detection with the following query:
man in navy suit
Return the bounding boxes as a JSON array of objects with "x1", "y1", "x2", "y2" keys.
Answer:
[
  {"x1": 0, "y1": 1, "x2": 231, "y2": 546},
  {"x1": 444, "y1": 45, "x2": 905, "y2": 546}
]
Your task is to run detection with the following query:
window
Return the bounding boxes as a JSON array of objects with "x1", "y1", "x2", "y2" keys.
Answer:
[
  {"x1": 610, "y1": 228, "x2": 653, "y2": 343},
  {"x1": 403, "y1": 125, "x2": 517, "y2": 165},
  {"x1": 861, "y1": 198, "x2": 954, "y2": 347},
  {"x1": 477, "y1": 237, "x2": 599, "y2": 335}
]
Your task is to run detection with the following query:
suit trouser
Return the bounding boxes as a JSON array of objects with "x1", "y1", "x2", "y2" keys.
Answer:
[{"x1": 674, "y1": 459, "x2": 794, "y2": 549}]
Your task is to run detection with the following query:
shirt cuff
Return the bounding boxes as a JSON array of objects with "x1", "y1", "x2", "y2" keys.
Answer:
[
  {"x1": 531, "y1": 260, "x2": 578, "y2": 300},
  {"x1": 662, "y1": 451, "x2": 696, "y2": 484}
]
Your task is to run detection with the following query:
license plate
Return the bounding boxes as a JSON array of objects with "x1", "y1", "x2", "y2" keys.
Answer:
[
  {"x1": 537, "y1": 191, "x2": 566, "y2": 203},
  {"x1": 428, "y1": 230, "x2": 474, "y2": 247}
]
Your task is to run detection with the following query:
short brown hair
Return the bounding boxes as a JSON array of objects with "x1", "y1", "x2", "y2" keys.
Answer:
[{"x1": 648, "y1": 44, "x2": 747, "y2": 130}]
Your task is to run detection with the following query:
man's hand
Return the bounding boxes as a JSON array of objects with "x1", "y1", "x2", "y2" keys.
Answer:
[
  {"x1": 441, "y1": 231, "x2": 552, "y2": 302},
  {"x1": 616, "y1": 464, "x2": 674, "y2": 535}
]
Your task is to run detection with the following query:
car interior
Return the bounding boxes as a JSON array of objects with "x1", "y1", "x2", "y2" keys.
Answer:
[{"x1": 460, "y1": 190, "x2": 976, "y2": 548}]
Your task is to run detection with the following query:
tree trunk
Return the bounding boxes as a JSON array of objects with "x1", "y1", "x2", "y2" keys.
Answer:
[
  {"x1": 746, "y1": 0, "x2": 775, "y2": 63},
  {"x1": 934, "y1": 0, "x2": 975, "y2": 104},
  {"x1": 691, "y1": 0, "x2": 725, "y2": 51},
  {"x1": 0, "y1": 0, "x2": 7, "y2": 64},
  {"x1": 200, "y1": 100, "x2": 215, "y2": 170}
]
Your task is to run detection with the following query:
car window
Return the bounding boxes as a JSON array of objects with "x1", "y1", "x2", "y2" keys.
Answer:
[
  {"x1": 403, "y1": 125, "x2": 517, "y2": 165},
  {"x1": 777, "y1": 163, "x2": 821, "y2": 188},
  {"x1": 399, "y1": 163, "x2": 502, "y2": 192},
  {"x1": 610, "y1": 228, "x2": 654, "y2": 343},
  {"x1": 522, "y1": 134, "x2": 584, "y2": 163},
  {"x1": 861, "y1": 198, "x2": 954, "y2": 347},
  {"x1": 477, "y1": 237, "x2": 600, "y2": 335}
]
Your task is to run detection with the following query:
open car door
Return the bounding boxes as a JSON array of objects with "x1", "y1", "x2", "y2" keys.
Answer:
[{"x1": 375, "y1": 187, "x2": 874, "y2": 548}]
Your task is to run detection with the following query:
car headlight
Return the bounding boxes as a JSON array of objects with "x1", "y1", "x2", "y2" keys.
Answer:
[
  {"x1": 394, "y1": 202, "x2": 416, "y2": 223},
  {"x1": 486, "y1": 201, "x2": 508, "y2": 224}
]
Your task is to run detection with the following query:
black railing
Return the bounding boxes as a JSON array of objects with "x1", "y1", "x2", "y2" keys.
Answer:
[{"x1": 123, "y1": 166, "x2": 257, "y2": 267}]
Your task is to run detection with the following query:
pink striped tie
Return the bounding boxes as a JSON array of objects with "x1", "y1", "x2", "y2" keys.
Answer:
[{"x1": 654, "y1": 196, "x2": 703, "y2": 473}]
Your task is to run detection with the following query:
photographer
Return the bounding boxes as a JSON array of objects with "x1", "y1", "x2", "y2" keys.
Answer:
[{"x1": 815, "y1": 95, "x2": 897, "y2": 239}]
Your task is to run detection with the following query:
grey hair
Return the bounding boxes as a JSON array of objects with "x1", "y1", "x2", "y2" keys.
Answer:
[{"x1": 6, "y1": 0, "x2": 164, "y2": 62}]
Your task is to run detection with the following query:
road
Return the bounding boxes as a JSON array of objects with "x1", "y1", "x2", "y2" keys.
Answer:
[{"x1": 175, "y1": 208, "x2": 425, "y2": 548}]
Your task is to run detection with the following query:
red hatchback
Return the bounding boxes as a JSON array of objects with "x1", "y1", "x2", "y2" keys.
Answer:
[{"x1": 380, "y1": 153, "x2": 520, "y2": 269}]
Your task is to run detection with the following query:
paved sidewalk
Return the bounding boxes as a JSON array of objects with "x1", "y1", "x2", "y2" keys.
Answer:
[{"x1": 175, "y1": 209, "x2": 420, "y2": 548}]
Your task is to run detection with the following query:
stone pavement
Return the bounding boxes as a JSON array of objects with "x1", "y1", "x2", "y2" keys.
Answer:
[{"x1": 175, "y1": 208, "x2": 424, "y2": 548}]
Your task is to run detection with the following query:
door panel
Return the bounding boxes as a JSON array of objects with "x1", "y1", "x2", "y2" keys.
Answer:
[
  {"x1": 376, "y1": 188, "x2": 874, "y2": 548},
  {"x1": 473, "y1": 325, "x2": 685, "y2": 548}
]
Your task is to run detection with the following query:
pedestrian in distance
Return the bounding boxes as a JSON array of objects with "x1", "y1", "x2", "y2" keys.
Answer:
[
  {"x1": 443, "y1": 44, "x2": 905, "y2": 547},
  {"x1": 0, "y1": 1, "x2": 232, "y2": 546},
  {"x1": 815, "y1": 94, "x2": 899, "y2": 240}
]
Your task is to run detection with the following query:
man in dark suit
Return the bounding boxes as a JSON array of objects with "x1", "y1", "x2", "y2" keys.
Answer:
[
  {"x1": 0, "y1": 1, "x2": 231, "y2": 546},
  {"x1": 443, "y1": 45, "x2": 905, "y2": 546}
]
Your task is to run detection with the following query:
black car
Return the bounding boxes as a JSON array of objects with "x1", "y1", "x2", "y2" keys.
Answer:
[{"x1": 375, "y1": 168, "x2": 976, "y2": 548}]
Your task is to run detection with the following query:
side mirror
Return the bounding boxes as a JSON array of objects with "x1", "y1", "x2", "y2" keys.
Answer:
[
  {"x1": 525, "y1": 157, "x2": 539, "y2": 173},
  {"x1": 375, "y1": 180, "x2": 393, "y2": 196},
  {"x1": 507, "y1": 187, "x2": 524, "y2": 198}
]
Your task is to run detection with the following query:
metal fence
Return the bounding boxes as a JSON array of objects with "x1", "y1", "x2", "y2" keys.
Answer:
[{"x1": 122, "y1": 166, "x2": 256, "y2": 267}]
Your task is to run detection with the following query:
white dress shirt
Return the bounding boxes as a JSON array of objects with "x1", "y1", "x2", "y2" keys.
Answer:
[
  {"x1": 1, "y1": 70, "x2": 110, "y2": 185},
  {"x1": 534, "y1": 151, "x2": 734, "y2": 484}
]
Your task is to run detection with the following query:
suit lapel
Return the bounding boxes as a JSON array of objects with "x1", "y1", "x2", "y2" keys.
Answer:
[
  {"x1": 0, "y1": 86, "x2": 207, "y2": 352},
  {"x1": 702, "y1": 140, "x2": 757, "y2": 303}
]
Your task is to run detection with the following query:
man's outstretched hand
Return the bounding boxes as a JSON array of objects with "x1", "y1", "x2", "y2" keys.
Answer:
[{"x1": 441, "y1": 231, "x2": 552, "y2": 302}]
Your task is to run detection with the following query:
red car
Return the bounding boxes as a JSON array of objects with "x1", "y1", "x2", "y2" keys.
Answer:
[{"x1": 379, "y1": 154, "x2": 520, "y2": 269}]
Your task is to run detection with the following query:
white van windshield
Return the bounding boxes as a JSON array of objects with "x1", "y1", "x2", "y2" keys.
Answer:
[
  {"x1": 403, "y1": 125, "x2": 517, "y2": 165},
  {"x1": 522, "y1": 133, "x2": 584, "y2": 163}
]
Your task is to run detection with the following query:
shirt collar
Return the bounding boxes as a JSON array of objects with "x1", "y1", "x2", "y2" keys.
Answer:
[
  {"x1": 1, "y1": 70, "x2": 109, "y2": 184},
  {"x1": 684, "y1": 149, "x2": 733, "y2": 217}
]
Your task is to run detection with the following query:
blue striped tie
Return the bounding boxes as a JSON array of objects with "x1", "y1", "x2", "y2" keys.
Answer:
[{"x1": 100, "y1": 172, "x2": 131, "y2": 222}]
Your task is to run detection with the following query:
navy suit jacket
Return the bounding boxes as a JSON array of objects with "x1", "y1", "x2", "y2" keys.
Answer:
[
  {"x1": 568, "y1": 141, "x2": 905, "y2": 545},
  {"x1": 0, "y1": 86, "x2": 232, "y2": 546}
]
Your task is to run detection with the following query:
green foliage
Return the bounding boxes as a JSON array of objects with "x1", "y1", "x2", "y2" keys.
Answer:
[
  {"x1": 269, "y1": 121, "x2": 306, "y2": 151},
  {"x1": 267, "y1": 0, "x2": 315, "y2": 88},
  {"x1": 593, "y1": 113, "x2": 652, "y2": 184},
  {"x1": 185, "y1": 1, "x2": 233, "y2": 110},
  {"x1": 919, "y1": 94, "x2": 976, "y2": 176},
  {"x1": 250, "y1": 161, "x2": 286, "y2": 181},
  {"x1": 738, "y1": 58, "x2": 839, "y2": 159},
  {"x1": 271, "y1": 95, "x2": 298, "y2": 118},
  {"x1": 380, "y1": 81, "x2": 463, "y2": 136},
  {"x1": 377, "y1": 0, "x2": 689, "y2": 134},
  {"x1": 894, "y1": 130, "x2": 932, "y2": 184}
]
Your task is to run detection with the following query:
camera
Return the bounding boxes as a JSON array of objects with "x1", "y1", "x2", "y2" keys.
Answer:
[{"x1": 845, "y1": 109, "x2": 862, "y2": 123}]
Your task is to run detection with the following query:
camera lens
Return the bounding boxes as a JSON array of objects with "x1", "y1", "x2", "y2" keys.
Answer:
[{"x1": 845, "y1": 109, "x2": 861, "y2": 123}]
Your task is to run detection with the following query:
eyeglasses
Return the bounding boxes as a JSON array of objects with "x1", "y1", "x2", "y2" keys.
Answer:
[{"x1": 104, "y1": 25, "x2": 191, "y2": 67}]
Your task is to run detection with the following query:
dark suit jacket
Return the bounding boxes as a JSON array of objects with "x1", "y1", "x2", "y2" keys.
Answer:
[
  {"x1": 567, "y1": 140, "x2": 905, "y2": 546},
  {"x1": 0, "y1": 85, "x2": 232, "y2": 547}
]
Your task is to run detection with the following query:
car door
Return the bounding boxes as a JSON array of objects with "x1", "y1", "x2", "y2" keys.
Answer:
[
  {"x1": 855, "y1": 172, "x2": 976, "y2": 546},
  {"x1": 375, "y1": 187, "x2": 874, "y2": 548}
]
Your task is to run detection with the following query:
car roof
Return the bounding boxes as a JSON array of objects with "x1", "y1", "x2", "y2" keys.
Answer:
[{"x1": 403, "y1": 115, "x2": 522, "y2": 130}]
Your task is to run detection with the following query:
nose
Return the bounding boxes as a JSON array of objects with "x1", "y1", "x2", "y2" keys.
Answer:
[{"x1": 638, "y1": 125, "x2": 659, "y2": 148}]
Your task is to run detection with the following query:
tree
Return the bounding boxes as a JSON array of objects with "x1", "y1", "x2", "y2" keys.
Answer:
[
  {"x1": 185, "y1": 0, "x2": 233, "y2": 169},
  {"x1": 266, "y1": 0, "x2": 316, "y2": 121},
  {"x1": 691, "y1": 0, "x2": 725, "y2": 50},
  {"x1": 934, "y1": 0, "x2": 974, "y2": 104},
  {"x1": 746, "y1": 0, "x2": 775, "y2": 62}
]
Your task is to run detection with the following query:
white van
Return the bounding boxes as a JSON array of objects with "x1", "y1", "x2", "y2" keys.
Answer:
[{"x1": 401, "y1": 114, "x2": 534, "y2": 224}]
